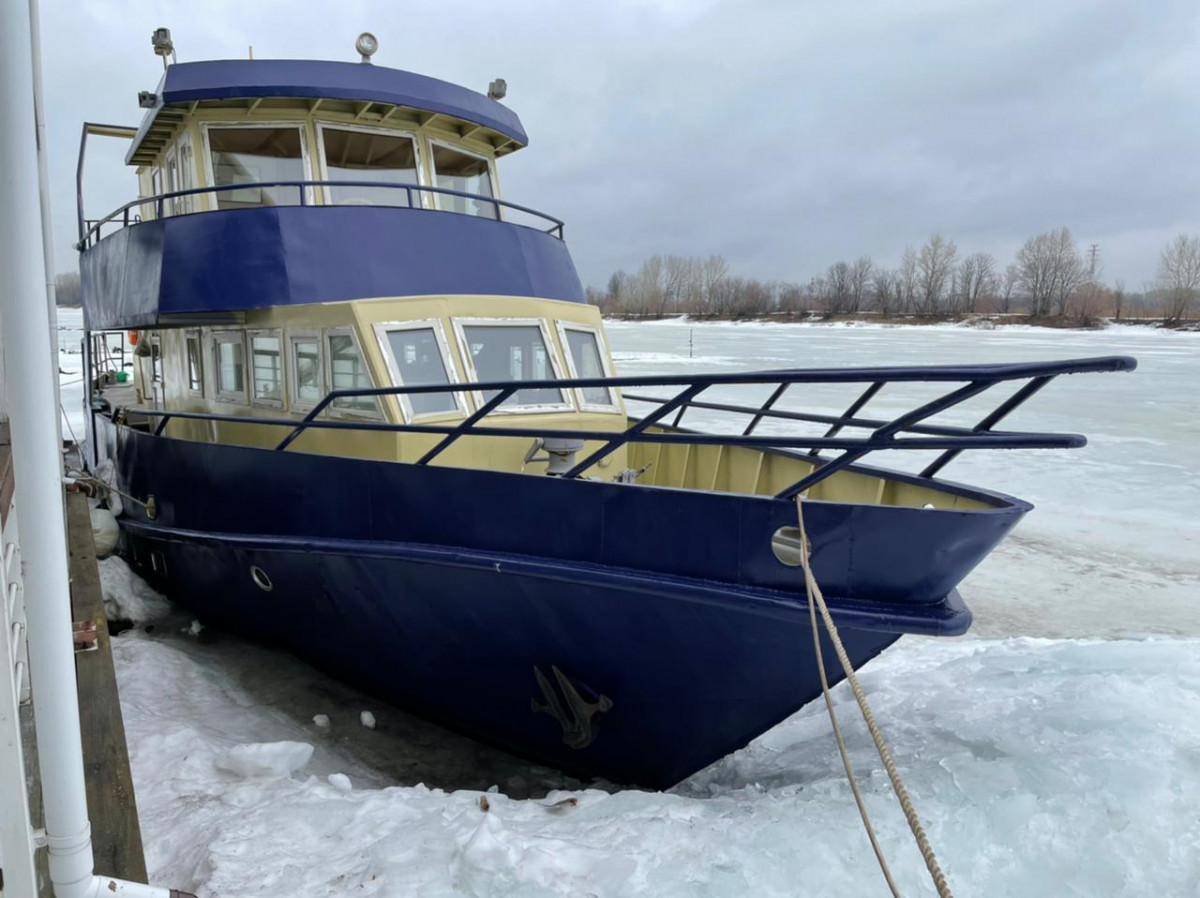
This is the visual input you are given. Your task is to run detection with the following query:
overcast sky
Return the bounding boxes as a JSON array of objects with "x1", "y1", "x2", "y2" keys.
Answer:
[{"x1": 41, "y1": 0, "x2": 1200, "y2": 291}]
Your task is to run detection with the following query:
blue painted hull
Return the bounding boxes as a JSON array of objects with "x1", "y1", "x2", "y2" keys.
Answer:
[{"x1": 105, "y1": 423, "x2": 1025, "y2": 787}]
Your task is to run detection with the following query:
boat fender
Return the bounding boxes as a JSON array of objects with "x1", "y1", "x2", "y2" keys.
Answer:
[{"x1": 90, "y1": 506, "x2": 120, "y2": 557}]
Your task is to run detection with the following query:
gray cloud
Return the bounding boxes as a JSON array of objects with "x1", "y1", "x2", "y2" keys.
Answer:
[{"x1": 44, "y1": 0, "x2": 1199, "y2": 290}]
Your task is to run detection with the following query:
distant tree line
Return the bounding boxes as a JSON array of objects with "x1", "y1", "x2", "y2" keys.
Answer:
[{"x1": 587, "y1": 229, "x2": 1200, "y2": 325}]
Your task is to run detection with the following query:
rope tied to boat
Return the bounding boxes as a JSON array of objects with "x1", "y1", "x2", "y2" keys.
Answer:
[{"x1": 796, "y1": 495, "x2": 954, "y2": 898}]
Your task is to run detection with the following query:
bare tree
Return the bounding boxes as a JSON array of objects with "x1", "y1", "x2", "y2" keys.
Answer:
[
  {"x1": 998, "y1": 263, "x2": 1019, "y2": 314},
  {"x1": 956, "y1": 252, "x2": 997, "y2": 314},
  {"x1": 848, "y1": 256, "x2": 873, "y2": 313},
  {"x1": 915, "y1": 234, "x2": 957, "y2": 315},
  {"x1": 1014, "y1": 227, "x2": 1081, "y2": 317},
  {"x1": 897, "y1": 247, "x2": 918, "y2": 315},
  {"x1": 824, "y1": 260, "x2": 853, "y2": 313},
  {"x1": 697, "y1": 254, "x2": 729, "y2": 317},
  {"x1": 870, "y1": 268, "x2": 899, "y2": 317},
  {"x1": 1157, "y1": 234, "x2": 1200, "y2": 324}
]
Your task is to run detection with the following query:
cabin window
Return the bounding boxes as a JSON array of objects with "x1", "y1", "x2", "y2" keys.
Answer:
[
  {"x1": 557, "y1": 324, "x2": 618, "y2": 409},
  {"x1": 318, "y1": 126, "x2": 421, "y2": 207},
  {"x1": 213, "y1": 332, "x2": 246, "y2": 401},
  {"x1": 326, "y1": 331, "x2": 378, "y2": 416},
  {"x1": 373, "y1": 320, "x2": 462, "y2": 420},
  {"x1": 206, "y1": 125, "x2": 307, "y2": 210},
  {"x1": 249, "y1": 332, "x2": 285, "y2": 407},
  {"x1": 185, "y1": 330, "x2": 203, "y2": 395},
  {"x1": 430, "y1": 143, "x2": 496, "y2": 219},
  {"x1": 288, "y1": 333, "x2": 323, "y2": 411},
  {"x1": 453, "y1": 319, "x2": 568, "y2": 410}
]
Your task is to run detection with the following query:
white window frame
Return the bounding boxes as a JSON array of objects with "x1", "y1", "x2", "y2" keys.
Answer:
[
  {"x1": 555, "y1": 322, "x2": 621, "y2": 412},
  {"x1": 286, "y1": 329, "x2": 324, "y2": 414},
  {"x1": 176, "y1": 130, "x2": 197, "y2": 215},
  {"x1": 211, "y1": 330, "x2": 247, "y2": 404},
  {"x1": 314, "y1": 122, "x2": 426, "y2": 209},
  {"x1": 323, "y1": 327, "x2": 381, "y2": 420},
  {"x1": 372, "y1": 319, "x2": 466, "y2": 422},
  {"x1": 427, "y1": 139, "x2": 500, "y2": 219},
  {"x1": 184, "y1": 328, "x2": 204, "y2": 397},
  {"x1": 200, "y1": 121, "x2": 314, "y2": 208},
  {"x1": 247, "y1": 328, "x2": 286, "y2": 409},
  {"x1": 450, "y1": 317, "x2": 572, "y2": 415}
]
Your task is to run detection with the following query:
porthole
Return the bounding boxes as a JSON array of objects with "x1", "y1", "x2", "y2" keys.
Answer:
[
  {"x1": 771, "y1": 526, "x2": 804, "y2": 567},
  {"x1": 250, "y1": 565, "x2": 273, "y2": 592}
]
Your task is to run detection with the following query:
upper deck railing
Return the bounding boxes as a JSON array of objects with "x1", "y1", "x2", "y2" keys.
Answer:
[
  {"x1": 77, "y1": 180, "x2": 565, "y2": 250},
  {"x1": 102, "y1": 355, "x2": 1138, "y2": 500}
]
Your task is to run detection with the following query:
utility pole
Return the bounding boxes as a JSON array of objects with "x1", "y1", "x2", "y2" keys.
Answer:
[{"x1": 1087, "y1": 244, "x2": 1100, "y2": 281}]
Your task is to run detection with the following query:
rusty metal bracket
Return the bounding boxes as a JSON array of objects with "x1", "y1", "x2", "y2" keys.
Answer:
[{"x1": 72, "y1": 619, "x2": 98, "y2": 653}]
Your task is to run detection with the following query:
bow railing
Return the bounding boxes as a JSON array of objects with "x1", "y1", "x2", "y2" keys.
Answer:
[{"x1": 113, "y1": 356, "x2": 1137, "y2": 500}]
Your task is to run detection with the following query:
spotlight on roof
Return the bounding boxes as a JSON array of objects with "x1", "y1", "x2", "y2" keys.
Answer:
[
  {"x1": 356, "y1": 32, "x2": 379, "y2": 64},
  {"x1": 138, "y1": 91, "x2": 158, "y2": 109},
  {"x1": 487, "y1": 78, "x2": 507, "y2": 101},
  {"x1": 151, "y1": 27, "x2": 175, "y2": 70}
]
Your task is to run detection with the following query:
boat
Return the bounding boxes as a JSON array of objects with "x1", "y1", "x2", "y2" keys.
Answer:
[{"x1": 75, "y1": 32, "x2": 1135, "y2": 789}]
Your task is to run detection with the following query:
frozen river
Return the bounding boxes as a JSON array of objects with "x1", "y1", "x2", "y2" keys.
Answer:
[
  {"x1": 607, "y1": 319, "x2": 1200, "y2": 639},
  {"x1": 61, "y1": 316, "x2": 1200, "y2": 896}
]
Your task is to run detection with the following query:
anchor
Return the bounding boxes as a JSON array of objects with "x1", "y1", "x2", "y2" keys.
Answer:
[{"x1": 531, "y1": 665, "x2": 613, "y2": 749}]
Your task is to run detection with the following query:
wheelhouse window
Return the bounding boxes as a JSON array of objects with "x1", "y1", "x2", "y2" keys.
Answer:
[
  {"x1": 558, "y1": 324, "x2": 618, "y2": 409},
  {"x1": 430, "y1": 143, "x2": 496, "y2": 219},
  {"x1": 206, "y1": 126, "x2": 306, "y2": 210},
  {"x1": 288, "y1": 333, "x2": 322, "y2": 411},
  {"x1": 455, "y1": 320, "x2": 567, "y2": 410},
  {"x1": 327, "y1": 331, "x2": 378, "y2": 416},
  {"x1": 185, "y1": 330, "x2": 203, "y2": 395},
  {"x1": 319, "y1": 126, "x2": 421, "y2": 206},
  {"x1": 374, "y1": 321, "x2": 462, "y2": 419},
  {"x1": 250, "y1": 332, "x2": 284, "y2": 407},
  {"x1": 213, "y1": 332, "x2": 246, "y2": 401}
]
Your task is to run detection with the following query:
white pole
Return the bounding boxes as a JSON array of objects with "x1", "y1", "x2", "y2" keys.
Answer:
[
  {"x1": 0, "y1": 5, "x2": 177, "y2": 898},
  {"x1": 29, "y1": 0, "x2": 66, "y2": 449}
]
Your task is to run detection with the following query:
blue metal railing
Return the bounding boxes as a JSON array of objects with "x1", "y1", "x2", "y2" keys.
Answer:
[
  {"x1": 77, "y1": 179, "x2": 565, "y2": 249},
  {"x1": 116, "y1": 355, "x2": 1137, "y2": 500}
]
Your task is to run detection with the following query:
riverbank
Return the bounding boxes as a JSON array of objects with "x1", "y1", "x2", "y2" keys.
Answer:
[{"x1": 603, "y1": 312, "x2": 1198, "y2": 332}]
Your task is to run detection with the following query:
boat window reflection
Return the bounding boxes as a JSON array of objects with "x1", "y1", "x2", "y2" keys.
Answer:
[
  {"x1": 251, "y1": 334, "x2": 284, "y2": 406},
  {"x1": 383, "y1": 326, "x2": 457, "y2": 416},
  {"x1": 461, "y1": 324, "x2": 563, "y2": 407},
  {"x1": 320, "y1": 127, "x2": 420, "y2": 207},
  {"x1": 213, "y1": 333, "x2": 246, "y2": 400},
  {"x1": 327, "y1": 332, "x2": 378, "y2": 415},
  {"x1": 563, "y1": 328, "x2": 614, "y2": 407},
  {"x1": 290, "y1": 336, "x2": 322, "y2": 408},
  {"x1": 431, "y1": 144, "x2": 496, "y2": 219},
  {"x1": 207, "y1": 126, "x2": 306, "y2": 210},
  {"x1": 185, "y1": 331, "x2": 203, "y2": 394}
]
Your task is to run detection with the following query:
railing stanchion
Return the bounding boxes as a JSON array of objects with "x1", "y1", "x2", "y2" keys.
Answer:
[{"x1": 416, "y1": 387, "x2": 516, "y2": 465}]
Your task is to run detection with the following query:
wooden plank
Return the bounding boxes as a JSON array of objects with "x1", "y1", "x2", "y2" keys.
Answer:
[{"x1": 66, "y1": 491, "x2": 149, "y2": 884}]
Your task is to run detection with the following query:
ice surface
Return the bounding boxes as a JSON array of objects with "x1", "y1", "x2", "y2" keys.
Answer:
[
  {"x1": 215, "y1": 742, "x2": 314, "y2": 779},
  {"x1": 97, "y1": 555, "x2": 172, "y2": 625},
  {"x1": 64, "y1": 315, "x2": 1200, "y2": 894}
]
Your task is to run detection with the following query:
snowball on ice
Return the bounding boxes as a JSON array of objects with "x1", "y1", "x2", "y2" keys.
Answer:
[
  {"x1": 312, "y1": 714, "x2": 330, "y2": 728},
  {"x1": 359, "y1": 711, "x2": 376, "y2": 729},
  {"x1": 327, "y1": 773, "x2": 352, "y2": 792}
]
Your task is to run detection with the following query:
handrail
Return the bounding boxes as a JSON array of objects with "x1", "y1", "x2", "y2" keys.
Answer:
[
  {"x1": 115, "y1": 355, "x2": 1136, "y2": 499},
  {"x1": 77, "y1": 179, "x2": 565, "y2": 249}
]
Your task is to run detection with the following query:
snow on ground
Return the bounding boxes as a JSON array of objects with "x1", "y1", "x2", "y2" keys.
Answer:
[{"x1": 72, "y1": 316, "x2": 1200, "y2": 896}]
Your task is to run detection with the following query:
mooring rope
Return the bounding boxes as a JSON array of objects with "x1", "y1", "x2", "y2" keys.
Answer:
[{"x1": 796, "y1": 495, "x2": 953, "y2": 898}]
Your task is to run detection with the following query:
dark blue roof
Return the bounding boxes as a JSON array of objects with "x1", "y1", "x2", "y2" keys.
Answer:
[{"x1": 127, "y1": 59, "x2": 527, "y2": 164}]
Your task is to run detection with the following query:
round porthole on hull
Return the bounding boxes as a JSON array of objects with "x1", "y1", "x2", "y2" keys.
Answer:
[
  {"x1": 771, "y1": 526, "x2": 804, "y2": 567},
  {"x1": 250, "y1": 565, "x2": 273, "y2": 592}
]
